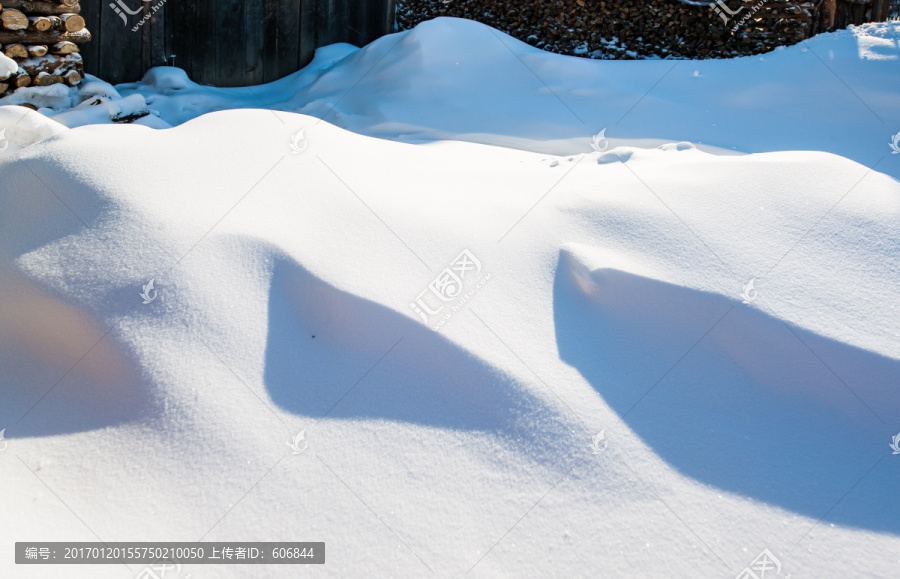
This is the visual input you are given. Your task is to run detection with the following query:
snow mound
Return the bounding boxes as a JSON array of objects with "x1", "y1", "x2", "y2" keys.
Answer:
[
  {"x1": 141, "y1": 67, "x2": 192, "y2": 91},
  {"x1": 0, "y1": 52, "x2": 16, "y2": 78},
  {"x1": 2, "y1": 18, "x2": 897, "y2": 171},
  {"x1": 0, "y1": 106, "x2": 66, "y2": 155},
  {"x1": 1, "y1": 105, "x2": 898, "y2": 576},
  {"x1": 0, "y1": 16, "x2": 899, "y2": 579},
  {"x1": 556, "y1": 247, "x2": 898, "y2": 532}
]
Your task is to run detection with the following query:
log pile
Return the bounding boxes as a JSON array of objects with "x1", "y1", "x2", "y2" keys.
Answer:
[
  {"x1": 0, "y1": 0, "x2": 88, "y2": 97},
  {"x1": 396, "y1": 0, "x2": 824, "y2": 60}
]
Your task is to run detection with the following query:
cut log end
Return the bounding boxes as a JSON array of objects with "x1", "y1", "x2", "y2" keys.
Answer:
[
  {"x1": 60, "y1": 13, "x2": 83, "y2": 33},
  {"x1": 14, "y1": 70, "x2": 31, "y2": 87},
  {"x1": 50, "y1": 39, "x2": 77, "y2": 54},
  {"x1": 3, "y1": 42, "x2": 27, "y2": 58},
  {"x1": 28, "y1": 16, "x2": 51, "y2": 32},
  {"x1": 1, "y1": 8, "x2": 29, "y2": 31},
  {"x1": 26, "y1": 43, "x2": 47, "y2": 57}
]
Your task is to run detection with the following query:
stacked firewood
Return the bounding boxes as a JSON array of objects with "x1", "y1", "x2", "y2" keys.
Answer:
[
  {"x1": 0, "y1": 0, "x2": 89, "y2": 97},
  {"x1": 397, "y1": 0, "x2": 821, "y2": 60}
]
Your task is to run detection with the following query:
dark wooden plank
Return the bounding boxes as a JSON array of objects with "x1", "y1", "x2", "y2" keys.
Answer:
[
  {"x1": 348, "y1": 0, "x2": 366, "y2": 46},
  {"x1": 316, "y1": 0, "x2": 337, "y2": 47},
  {"x1": 338, "y1": 0, "x2": 350, "y2": 46},
  {"x1": 384, "y1": 0, "x2": 396, "y2": 35},
  {"x1": 98, "y1": 0, "x2": 142, "y2": 84},
  {"x1": 79, "y1": 0, "x2": 100, "y2": 76},
  {"x1": 201, "y1": 0, "x2": 218, "y2": 84},
  {"x1": 244, "y1": 0, "x2": 265, "y2": 85},
  {"x1": 261, "y1": 0, "x2": 279, "y2": 83},
  {"x1": 149, "y1": 0, "x2": 167, "y2": 72},
  {"x1": 216, "y1": 0, "x2": 245, "y2": 86},
  {"x1": 192, "y1": 0, "x2": 217, "y2": 85},
  {"x1": 163, "y1": 0, "x2": 175, "y2": 69},
  {"x1": 299, "y1": 0, "x2": 317, "y2": 68},
  {"x1": 168, "y1": 0, "x2": 196, "y2": 79},
  {"x1": 141, "y1": 5, "x2": 151, "y2": 76},
  {"x1": 264, "y1": 0, "x2": 302, "y2": 83},
  {"x1": 333, "y1": 0, "x2": 349, "y2": 47},
  {"x1": 261, "y1": 0, "x2": 278, "y2": 83},
  {"x1": 140, "y1": 0, "x2": 166, "y2": 75}
]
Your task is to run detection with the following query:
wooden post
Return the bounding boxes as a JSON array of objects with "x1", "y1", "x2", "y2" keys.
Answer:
[
  {"x1": 870, "y1": 0, "x2": 891, "y2": 21},
  {"x1": 821, "y1": 0, "x2": 836, "y2": 30}
]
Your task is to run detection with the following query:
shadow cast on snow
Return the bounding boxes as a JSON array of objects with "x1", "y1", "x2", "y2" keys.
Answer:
[
  {"x1": 553, "y1": 248, "x2": 900, "y2": 535},
  {"x1": 262, "y1": 254, "x2": 542, "y2": 436}
]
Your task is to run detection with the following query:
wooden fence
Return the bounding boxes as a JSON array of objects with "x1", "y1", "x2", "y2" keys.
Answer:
[
  {"x1": 79, "y1": 0, "x2": 395, "y2": 86},
  {"x1": 838, "y1": 0, "x2": 900, "y2": 26}
]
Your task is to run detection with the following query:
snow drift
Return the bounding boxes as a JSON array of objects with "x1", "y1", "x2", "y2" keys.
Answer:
[{"x1": 0, "y1": 16, "x2": 898, "y2": 579}]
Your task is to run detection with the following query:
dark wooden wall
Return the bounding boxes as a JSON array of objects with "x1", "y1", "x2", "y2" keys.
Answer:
[
  {"x1": 79, "y1": 0, "x2": 395, "y2": 86},
  {"x1": 833, "y1": 0, "x2": 899, "y2": 31}
]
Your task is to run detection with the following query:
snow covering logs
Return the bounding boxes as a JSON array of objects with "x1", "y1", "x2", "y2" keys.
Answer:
[
  {"x1": 0, "y1": 0, "x2": 87, "y2": 96},
  {"x1": 397, "y1": 0, "x2": 832, "y2": 59}
]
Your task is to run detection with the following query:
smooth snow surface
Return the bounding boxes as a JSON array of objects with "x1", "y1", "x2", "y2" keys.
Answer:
[{"x1": 1, "y1": 17, "x2": 899, "y2": 579}]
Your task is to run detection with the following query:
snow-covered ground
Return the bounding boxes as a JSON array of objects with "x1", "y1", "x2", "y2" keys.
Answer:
[{"x1": 1, "y1": 16, "x2": 899, "y2": 578}]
